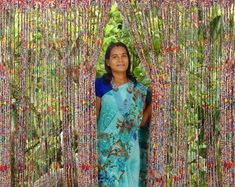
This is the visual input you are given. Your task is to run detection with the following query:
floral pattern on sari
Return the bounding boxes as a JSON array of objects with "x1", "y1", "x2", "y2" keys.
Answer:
[{"x1": 97, "y1": 82, "x2": 147, "y2": 187}]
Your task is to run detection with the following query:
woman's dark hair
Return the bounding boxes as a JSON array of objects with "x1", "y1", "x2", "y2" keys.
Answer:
[{"x1": 103, "y1": 42, "x2": 136, "y2": 84}]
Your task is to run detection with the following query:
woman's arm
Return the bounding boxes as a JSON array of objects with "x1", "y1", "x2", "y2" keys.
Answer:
[
  {"x1": 139, "y1": 102, "x2": 152, "y2": 127},
  {"x1": 139, "y1": 87, "x2": 152, "y2": 127},
  {"x1": 96, "y1": 97, "x2": 101, "y2": 119}
]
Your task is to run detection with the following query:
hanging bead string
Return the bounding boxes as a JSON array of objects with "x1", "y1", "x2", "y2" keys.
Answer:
[
  {"x1": 14, "y1": 5, "x2": 27, "y2": 185},
  {"x1": 202, "y1": 4, "x2": 211, "y2": 186},
  {"x1": 195, "y1": 4, "x2": 200, "y2": 186},
  {"x1": 69, "y1": 5, "x2": 77, "y2": 186},
  {"x1": 28, "y1": 5, "x2": 36, "y2": 185},
  {"x1": 188, "y1": 3, "x2": 199, "y2": 186},
  {"x1": 44, "y1": 5, "x2": 49, "y2": 185},
  {"x1": 192, "y1": 2, "x2": 206, "y2": 186},
  {"x1": 77, "y1": 3, "x2": 90, "y2": 186},
  {"x1": 161, "y1": 5, "x2": 177, "y2": 186},
  {"x1": 171, "y1": 4, "x2": 179, "y2": 186},
  {"x1": 212, "y1": 3, "x2": 222, "y2": 185},
  {"x1": 209, "y1": 2, "x2": 222, "y2": 186},
  {"x1": 154, "y1": 2, "x2": 171, "y2": 185},
  {"x1": 5, "y1": 2, "x2": 74, "y2": 186},
  {"x1": 187, "y1": 2, "x2": 194, "y2": 185},
  {"x1": 76, "y1": 1, "x2": 111, "y2": 186},
  {"x1": 116, "y1": 1, "x2": 170, "y2": 185},
  {"x1": 151, "y1": 8, "x2": 168, "y2": 187},
  {"x1": 25, "y1": 6, "x2": 31, "y2": 185},
  {"x1": 49, "y1": 4, "x2": 57, "y2": 185},
  {"x1": 10, "y1": 5, "x2": 16, "y2": 186},
  {"x1": 153, "y1": 3, "x2": 171, "y2": 185},
  {"x1": 48, "y1": 6, "x2": 55, "y2": 185},
  {"x1": 115, "y1": 1, "x2": 231, "y2": 186},
  {"x1": 0, "y1": 4, "x2": 11, "y2": 186},
  {"x1": 25, "y1": 6, "x2": 30, "y2": 185},
  {"x1": 37, "y1": 4, "x2": 44, "y2": 185},
  {"x1": 56, "y1": 2, "x2": 63, "y2": 184},
  {"x1": 61, "y1": 4, "x2": 77, "y2": 186},
  {"x1": 31, "y1": 2, "x2": 76, "y2": 186},
  {"x1": 44, "y1": 5, "x2": 53, "y2": 186},
  {"x1": 180, "y1": 4, "x2": 186, "y2": 185},
  {"x1": 116, "y1": 0, "x2": 151, "y2": 74},
  {"x1": 0, "y1": 61, "x2": 11, "y2": 186},
  {"x1": 162, "y1": 3, "x2": 188, "y2": 186},
  {"x1": 202, "y1": 3, "x2": 219, "y2": 186},
  {"x1": 11, "y1": 4, "x2": 19, "y2": 186},
  {"x1": 220, "y1": 2, "x2": 234, "y2": 186},
  {"x1": 180, "y1": 3, "x2": 190, "y2": 185},
  {"x1": 36, "y1": 6, "x2": 45, "y2": 186},
  {"x1": 71, "y1": 4, "x2": 77, "y2": 185},
  {"x1": 160, "y1": 4, "x2": 171, "y2": 187},
  {"x1": 182, "y1": 3, "x2": 191, "y2": 185},
  {"x1": 197, "y1": 2, "x2": 206, "y2": 185},
  {"x1": 173, "y1": 3, "x2": 188, "y2": 186},
  {"x1": 40, "y1": 5, "x2": 46, "y2": 185}
]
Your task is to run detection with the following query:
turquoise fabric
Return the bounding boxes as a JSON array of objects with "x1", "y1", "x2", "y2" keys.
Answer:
[{"x1": 97, "y1": 82, "x2": 148, "y2": 187}]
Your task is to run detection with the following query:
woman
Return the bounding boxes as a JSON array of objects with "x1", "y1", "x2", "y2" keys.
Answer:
[{"x1": 96, "y1": 42, "x2": 151, "y2": 187}]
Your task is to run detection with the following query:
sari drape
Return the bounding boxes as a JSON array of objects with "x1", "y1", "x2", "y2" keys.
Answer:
[{"x1": 97, "y1": 79, "x2": 148, "y2": 186}]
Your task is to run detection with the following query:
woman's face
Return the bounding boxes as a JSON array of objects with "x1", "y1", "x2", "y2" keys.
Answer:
[{"x1": 106, "y1": 46, "x2": 129, "y2": 74}]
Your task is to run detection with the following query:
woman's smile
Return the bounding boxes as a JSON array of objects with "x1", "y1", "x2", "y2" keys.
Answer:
[{"x1": 116, "y1": 64, "x2": 126, "y2": 67}]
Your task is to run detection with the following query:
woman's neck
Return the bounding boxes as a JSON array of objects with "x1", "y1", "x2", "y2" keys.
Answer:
[{"x1": 112, "y1": 72, "x2": 128, "y2": 86}]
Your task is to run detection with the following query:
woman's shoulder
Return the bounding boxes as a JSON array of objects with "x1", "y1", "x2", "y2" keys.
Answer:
[
  {"x1": 95, "y1": 76, "x2": 104, "y2": 83},
  {"x1": 95, "y1": 76, "x2": 112, "y2": 97},
  {"x1": 135, "y1": 82, "x2": 148, "y2": 90},
  {"x1": 96, "y1": 76, "x2": 109, "y2": 85},
  {"x1": 135, "y1": 82, "x2": 150, "y2": 95}
]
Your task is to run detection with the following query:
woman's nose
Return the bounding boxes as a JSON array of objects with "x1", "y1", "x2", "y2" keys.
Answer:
[{"x1": 117, "y1": 56, "x2": 121, "y2": 61}]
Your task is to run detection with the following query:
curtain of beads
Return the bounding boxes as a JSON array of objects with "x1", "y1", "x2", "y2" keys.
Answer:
[
  {"x1": 75, "y1": 1, "x2": 111, "y2": 186},
  {"x1": 0, "y1": 0, "x2": 111, "y2": 186},
  {"x1": 0, "y1": 0, "x2": 234, "y2": 186},
  {"x1": 116, "y1": 0, "x2": 234, "y2": 186}
]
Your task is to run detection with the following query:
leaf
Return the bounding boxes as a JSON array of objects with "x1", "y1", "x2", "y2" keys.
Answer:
[
  {"x1": 105, "y1": 25, "x2": 115, "y2": 35},
  {"x1": 199, "y1": 147, "x2": 207, "y2": 159},
  {"x1": 210, "y1": 15, "x2": 222, "y2": 41}
]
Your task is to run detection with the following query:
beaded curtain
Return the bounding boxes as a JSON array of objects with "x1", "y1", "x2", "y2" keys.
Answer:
[
  {"x1": 116, "y1": 0, "x2": 234, "y2": 186},
  {"x1": 0, "y1": 0, "x2": 234, "y2": 187},
  {"x1": 0, "y1": 0, "x2": 111, "y2": 186}
]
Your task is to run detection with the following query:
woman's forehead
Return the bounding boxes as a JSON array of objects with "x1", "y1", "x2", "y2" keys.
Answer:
[{"x1": 110, "y1": 46, "x2": 127, "y2": 54}]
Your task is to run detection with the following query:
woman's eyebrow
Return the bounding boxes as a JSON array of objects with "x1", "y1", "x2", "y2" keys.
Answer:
[{"x1": 111, "y1": 52, "x2": 127, "y2": 56}]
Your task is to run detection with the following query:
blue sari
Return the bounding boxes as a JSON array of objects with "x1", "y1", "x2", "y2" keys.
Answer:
[{"x1": 96, "y1": 77, "x2": 148, "y2": 187}]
